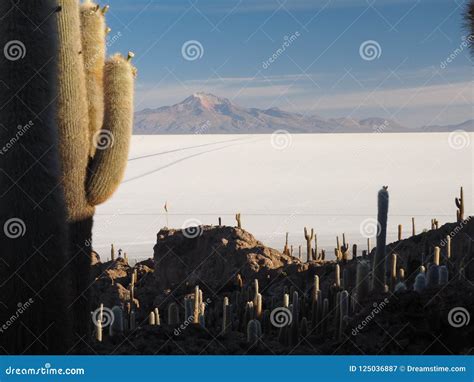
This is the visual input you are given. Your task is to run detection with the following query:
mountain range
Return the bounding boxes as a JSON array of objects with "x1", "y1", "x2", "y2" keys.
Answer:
[{"x1": 134, "y1": 92, "x2": 474, "y2": 134}]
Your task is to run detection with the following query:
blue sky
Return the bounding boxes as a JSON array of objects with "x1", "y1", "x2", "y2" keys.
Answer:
[{"x1": 105, "y1": 0, "x2": 473, "y2": 127}]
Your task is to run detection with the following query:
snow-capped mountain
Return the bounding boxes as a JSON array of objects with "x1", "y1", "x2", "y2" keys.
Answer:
[{"x1": 133, "y1": 92, "x2": 472, "y2": 134}]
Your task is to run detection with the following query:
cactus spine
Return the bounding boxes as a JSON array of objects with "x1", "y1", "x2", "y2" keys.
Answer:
[
  {"x1": 56, "y1": 0, "x2": 135, "y2": 338},
  {"x1": 372, "y1": 186, "x2": 389, "y2": 292}
]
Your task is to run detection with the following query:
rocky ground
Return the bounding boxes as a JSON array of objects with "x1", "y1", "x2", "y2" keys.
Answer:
[{"x1": 82, "y1": 220, "x2": 474, "y2": 355}]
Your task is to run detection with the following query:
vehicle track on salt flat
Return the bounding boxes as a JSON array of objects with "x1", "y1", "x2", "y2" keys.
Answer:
[
  {"x1": 127, "y1": 136, "x2": 250, "y2": 162},
  {"x1": 123, "y1": 136, "x2": 264, "y2": 183}
]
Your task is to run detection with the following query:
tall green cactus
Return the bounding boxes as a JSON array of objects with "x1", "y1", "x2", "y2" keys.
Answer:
[
  {"x1": 0, "y1": 0, "x2": 72, "y2": 354},
  {"x1": 56, "y1": 0, "x2": 135, "y2": 337},
  {"x1": 372, "y1": 186, "x2": 389, "y2": 292}
]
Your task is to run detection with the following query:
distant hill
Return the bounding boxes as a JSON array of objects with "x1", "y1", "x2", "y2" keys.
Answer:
[{"x1": 134, "y1": 92, "x2": 473, "y2": 134}]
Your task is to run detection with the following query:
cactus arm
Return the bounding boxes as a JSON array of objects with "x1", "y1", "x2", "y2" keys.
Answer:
[
  {"x1": 86, "y1": 53, "x2": 135, "y2": 206},
  {"x1": 57, "y1": 0, "x2": 93, "y2": 222},
  {"x1": 80, "y1": 1, "x2": 106, "y2": 157}
]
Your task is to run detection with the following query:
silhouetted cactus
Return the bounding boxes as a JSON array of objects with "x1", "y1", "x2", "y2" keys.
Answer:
[
  {"x1": 247, "y1": 319, "x2": 261, "y2": 343},
  {"x1": 356, "y1": 260, "x2": 370, "y2": 302},
  {"x1": 222, "y1": 297, "x2": 231, "y2": 334},
  {"x1": 372, "y1": 186, "x2": 389, "y2": 292},
  {"x1": 168, "y1": 303, "x2": 180, "y2": 326},
  {"x1": 56, "y1": 0, "x2": 135, "y2": 338},
  {"x1": 455, "y1": 187, "x2": 465, "y2": 222},
  {"x1": 0, "y1": 0, "x2": 72, "y2": 354},
  {"x1": 304, "y1": 227, "x2": 314, "y2": 262},
  {"x1": 111, "y1": 306, "x2": 124, "y2": 335},
  {"x1": 394, "y1": 282, "x2": 407, "y2": 292},
  {"x1": 439, "y1": 266, "x2": 449, "y2": 285},
  {"x1": 414, "y1": 273, "x2": 426, "y2": 292},
  {"x1": 390, "y1": 253, "x2": 397, "y2": 290},
  {"x1": 339, "y1": 290, "x2": 349, "y2": 340}
]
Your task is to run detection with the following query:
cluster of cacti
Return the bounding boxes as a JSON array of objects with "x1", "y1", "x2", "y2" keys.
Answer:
[{"x1": 56, "y1": 0, "x2": 135, "y2": 338}]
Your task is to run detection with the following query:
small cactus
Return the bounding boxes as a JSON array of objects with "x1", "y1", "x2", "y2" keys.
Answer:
[
  {"x1": 372, "y1": 186, "x2": 389, "y2": 292},
  {"x1": 247, "y1": 319, "x2": 262, "y2": 343},
  {"x1": 455, "y1": 187, "x2": 465, "y2": 222},
  {"x1": 168, "y1": 303, "x2": 180, "y2": 326},
  {"x1": 154, "y1": 308, "x2": 161, "y2": 326},
  {"x1": 222, "y1": 297, "x2": 231, "y2": 334},
  {"x1": 439, "y1": 265, "x2": 449, "y2": 285},
  {"x1": 414, "y1": 273, "x2": 426, "y2": 292},
  {"x1": 304, "y1": 227, "x2": 314, "y2": 263},
  {"x1": 235, "y1": 213, "x2": 242, "y2": 228},
  {"x1": 356, "y1": 260, "x2": 370, "y2": 302},
  {"x1": 427, "y1": 264, "x2": 439, "y2": 288},
  {"x1": 394, "y1": 282, "x2": 407, "y2": 293},
  {"x1": 148, "y1": 311, "x2": 156, "y2": 325},
  {"x1": 111, "y1": 305, "x2": 124, "y2": 335},
  {"x1": 339, "y1": 290, "x2": 349, "y2": 340},
  {"x1": 111, "y1": 244, "x2": 115, "y2": 261},
  {"x1": 390, "y1": 253, "x2": 397, "y2": 290},
  {"x1": 335, "y1": 264, "x2": 341, "y2": 288}
]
